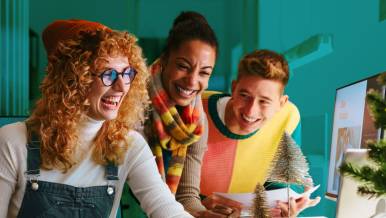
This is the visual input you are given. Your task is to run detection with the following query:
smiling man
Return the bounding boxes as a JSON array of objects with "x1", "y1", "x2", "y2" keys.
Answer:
[{"x1": 198, "y1": 49, "x2": 319, "y2": 217}]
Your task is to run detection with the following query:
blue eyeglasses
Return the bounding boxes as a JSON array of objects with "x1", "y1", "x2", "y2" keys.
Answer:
[{"x1": 94, "y1": 67, "x2": 137, "y2": 86}]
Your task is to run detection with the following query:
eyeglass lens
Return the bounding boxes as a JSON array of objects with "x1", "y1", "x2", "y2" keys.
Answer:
[{"x1": 101, "y1": 67, "x2": 136, "y2": 86}]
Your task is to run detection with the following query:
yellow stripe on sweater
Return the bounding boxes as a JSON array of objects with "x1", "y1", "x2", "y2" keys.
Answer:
[{"x1": 227, "y1": 102, "x2": 300, "y2": 193}]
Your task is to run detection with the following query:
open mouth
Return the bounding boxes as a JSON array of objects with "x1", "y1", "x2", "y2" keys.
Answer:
[
  {"x1": 175, "y1": 84, "x2": 197, "y2": 98},
  {"x1": 101, "y1": 96, "x2": 122, "y2": 109},
  {"x1": 241, "y1": 114, "x2": 260, "y2": 123}
]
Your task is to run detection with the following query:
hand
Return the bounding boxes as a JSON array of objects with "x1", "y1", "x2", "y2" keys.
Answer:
[
  {"x1": 197, "y1": 206, "x2": 240, "y2": 218},
  {"x1": 270, "y1": 207, "x2": 282, "y2": 218},
  {"x1": 199, "y1": 194, "x2": 242, "y2": 218},
  {"x1": 275, "y1": 186, "x2": 321, "y2": 217}
]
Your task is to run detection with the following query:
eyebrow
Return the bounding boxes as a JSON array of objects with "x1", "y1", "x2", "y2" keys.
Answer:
[
  {"x1": 176, "y1": 57, "x2": 213, "y2": 70},
  {"x1": 259, "y1": 95, "x2": 273, "y2": 101},
  {"x1": 238, "y1": 89, "x2": 273, "y2": 101}
]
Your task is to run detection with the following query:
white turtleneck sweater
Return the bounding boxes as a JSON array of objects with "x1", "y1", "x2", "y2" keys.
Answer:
[{"x1": 0, "y1": 117, "x2": 192, "y2": 218}]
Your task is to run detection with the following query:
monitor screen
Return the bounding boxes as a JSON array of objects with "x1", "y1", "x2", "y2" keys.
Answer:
[{"x1": 326, "y1": 73, "x2": 385, "y2": 197}]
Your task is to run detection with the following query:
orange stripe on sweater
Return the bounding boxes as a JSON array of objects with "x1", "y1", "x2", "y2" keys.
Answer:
[{"x1": 200, "y1": 98, "x2": 237, "y2": 196}]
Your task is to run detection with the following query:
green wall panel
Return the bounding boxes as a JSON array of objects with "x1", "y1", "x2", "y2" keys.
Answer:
[
  {"x1": 0, "y1": 0, "x2": 29, "y2": 116},
  {"x1": 380, "y1": 0, "x2": 386, "y2": 21}
]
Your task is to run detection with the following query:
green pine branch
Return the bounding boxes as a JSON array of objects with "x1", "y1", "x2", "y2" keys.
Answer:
[
  {"x1": 367, "y1": 140, "x2": 386, "y2": 164},
  {"x1": 366, "y1": 90, "x2": 386, "y2": 129},
  {"x1": 340, "y1": 163, "x2": 386, "y2": 198}
]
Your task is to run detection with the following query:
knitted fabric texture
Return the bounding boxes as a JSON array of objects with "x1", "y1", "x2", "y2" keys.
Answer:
[
  {"x1": 200, "y1": 92, "x2": 300, "y2": 194},
  {"x1": 148, "y1": 59, "x2": 203, "y2": 194}
]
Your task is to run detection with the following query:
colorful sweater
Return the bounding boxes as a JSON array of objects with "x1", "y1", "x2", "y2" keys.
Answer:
[{"x1": 200, "y1": 92, "x2": 301, "y2": 195}]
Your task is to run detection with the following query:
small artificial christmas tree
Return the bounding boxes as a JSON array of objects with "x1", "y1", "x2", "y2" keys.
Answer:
[
  {"x1": 253, "y1": 184, "x2": 271, "y2": 218},
  {"x1": 253, "y1": 133, "x2": 312, "y2": 218},
  {"x1": 267, "y1": 133, "x2": 313, "y2": 187},
  {"x1": 340, "y1": 72, "x2": 386, "y2": 198}
]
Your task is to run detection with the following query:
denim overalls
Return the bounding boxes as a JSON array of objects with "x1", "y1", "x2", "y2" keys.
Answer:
[{"x1": 17, "y1": 130, "x2": 119, "y2": 218}]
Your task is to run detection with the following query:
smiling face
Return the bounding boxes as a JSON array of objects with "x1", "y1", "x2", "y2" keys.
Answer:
[
  {"x1": 161, "y1": 39, "x2": 216, "y2": 106},
  {"x1": 87, "y1": 55, "x2": 131, "y2": 120},
  {"x1": 225, "y1": 74, "x2": 288, "y2": 135}
]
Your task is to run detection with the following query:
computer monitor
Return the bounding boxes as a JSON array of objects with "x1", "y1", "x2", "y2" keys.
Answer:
[
  {"x1": 336, "y1": 149, "x2": 386, "y2": 218},
  {"x1": 327, "y1": 73, "x2": 385, "y2": 198}
]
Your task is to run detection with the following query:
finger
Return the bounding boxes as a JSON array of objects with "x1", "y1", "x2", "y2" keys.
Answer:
[
  {"x1": 289, "y1": 197, "x2": 299, "y2": 214},
  {"x1": 211, "y1": 194, "x2": 243, "y2": 208},
  {"x1": 199, "y1": 210, "x2": 227, "y2": 218},
  {"x1": 228, "y1": 208, "x2": 241, "y2": 218},
  {"x1": 201, "y1": 195, "x2": 215, "y2": 209},
  {"x1": 295, "y1": 197, "x2": 308, "y2": 209},
  {"x1": 212, "y1": 204, "x2": 234, "y2": 215},
  {"x1": 270, "y1": 208, "x2": 281, "y2": 217},
  {"x1": 308, "y1": 196, "x2": 321, "y2": 207},
  {"x1": 295, "y1": 196, "x2": 307, "y2": 204},
  {"x1": 276, "y1": 201, "x2": 289, "y2": 213}
]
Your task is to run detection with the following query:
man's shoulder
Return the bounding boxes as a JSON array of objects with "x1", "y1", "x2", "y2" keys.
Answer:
[{"x1": 287, "y1": 101, "x2": 300, "y2": 115}]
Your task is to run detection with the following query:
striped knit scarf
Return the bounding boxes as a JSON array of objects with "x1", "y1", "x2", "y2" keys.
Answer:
[{"x1": 148, "y1": 59, "x2": 203, "y2": 194}]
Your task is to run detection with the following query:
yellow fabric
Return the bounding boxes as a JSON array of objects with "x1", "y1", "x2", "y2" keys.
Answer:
[
  {"x1": 228, "y1": 102, "x2": 300, "y2": 193},
  {"x1": 202, "y1": 90, "x2": 222, "y2": 99},
  {"x1": 284, "y1": 102, "x2": 300, "y2": 135}
]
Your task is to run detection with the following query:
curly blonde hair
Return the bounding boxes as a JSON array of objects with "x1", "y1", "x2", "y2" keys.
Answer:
[{"x1": 26, "y1": 30, "x2": 150, "y2": 171}]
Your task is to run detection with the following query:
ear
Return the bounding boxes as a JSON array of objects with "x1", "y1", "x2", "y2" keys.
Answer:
[
  {"x1": 231, "y1": 80, "x2": 237, "y2": 95},
  {"x1": 159, "y1": 54, "x2": 167, "y2": 69},
  {"x1": 280, "y1": 94, "x2": 288, "y2": 107}
]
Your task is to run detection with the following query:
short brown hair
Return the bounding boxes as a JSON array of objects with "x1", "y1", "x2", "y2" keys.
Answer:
[{"x1": 237, "y1": 49, "x2": 289, "y2": 86}]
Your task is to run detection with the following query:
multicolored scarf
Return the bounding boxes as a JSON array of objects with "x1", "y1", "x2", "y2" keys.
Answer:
[{"x1": 148, "y1": 59, "x2": 203, "y2": 194}]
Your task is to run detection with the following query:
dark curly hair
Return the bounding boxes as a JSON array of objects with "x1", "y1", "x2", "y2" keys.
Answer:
[{"x1": 162, "y1": 11, "x2": 219, "y2": 61}]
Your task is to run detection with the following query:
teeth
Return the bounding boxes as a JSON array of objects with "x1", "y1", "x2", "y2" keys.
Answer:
[
  {"x1": 176, "y1": 86, "x2": 195, "y2": 96},
  {"x1": 242, "y1": 114, "x2": 258, "y2": 123},
  {"x1": 102, "y1": 96, "x2": 121, "y2": 105}
]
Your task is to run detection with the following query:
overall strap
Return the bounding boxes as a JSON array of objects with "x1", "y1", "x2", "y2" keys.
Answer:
[
  {"x1": 105, "y1": 162, "x2": 119, "y2": 181},
  {"x1": 26, "y1": 129, "x2": 41, "y2": 176}
]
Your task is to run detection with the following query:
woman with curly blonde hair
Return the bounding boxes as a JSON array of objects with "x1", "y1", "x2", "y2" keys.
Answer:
[{"x1": 0, "y1": 19, "x2": 192, "y2": 218}]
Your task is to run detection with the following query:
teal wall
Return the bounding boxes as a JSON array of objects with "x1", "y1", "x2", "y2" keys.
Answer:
[
  {"x1": 29, "y1": 0, "x2": 244, "y2": 95},
  {"x1": 257, "y1": 1, "x2": 386, "y2": 217},
  {"x1": 29, "y1": 0, "x2": 132, "y2": 103}
]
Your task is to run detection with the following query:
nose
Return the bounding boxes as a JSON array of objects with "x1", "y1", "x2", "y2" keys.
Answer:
[
  {"x1": 244, "y1": 99, "x2": 259, "y2": 117},
  {"x1": 184, "y1": 69, "x2": 199, "y2": 87},
  {"x1": 112, "y1": 76, "x2": 129, "y2": 92}
]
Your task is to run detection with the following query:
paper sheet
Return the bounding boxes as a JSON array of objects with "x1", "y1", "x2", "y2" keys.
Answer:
[{"x1": 214, "y1": 184, "x2": 320, "y2": 208}]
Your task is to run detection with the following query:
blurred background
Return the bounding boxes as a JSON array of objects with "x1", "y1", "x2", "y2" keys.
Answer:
[{"x1": 2, "y1": 0, "x2": 386, "y2": 217}]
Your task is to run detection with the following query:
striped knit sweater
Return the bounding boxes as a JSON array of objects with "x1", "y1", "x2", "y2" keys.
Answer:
[{"x1": 200, "y1": 91, "x2": 301, "y2": 196}]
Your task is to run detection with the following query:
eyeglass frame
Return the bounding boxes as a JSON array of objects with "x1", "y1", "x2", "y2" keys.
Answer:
[{"x1": 92, "y1": 67, "x2": 137, "y2": 87}]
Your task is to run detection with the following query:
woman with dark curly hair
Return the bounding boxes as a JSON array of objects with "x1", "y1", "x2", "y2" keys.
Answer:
[
  {"x1": 142, "y1": 11, "x2": 219, "y2": 217},
  {"x1": 0, "y1": 19, "x2": 192, "y2": 218}
]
